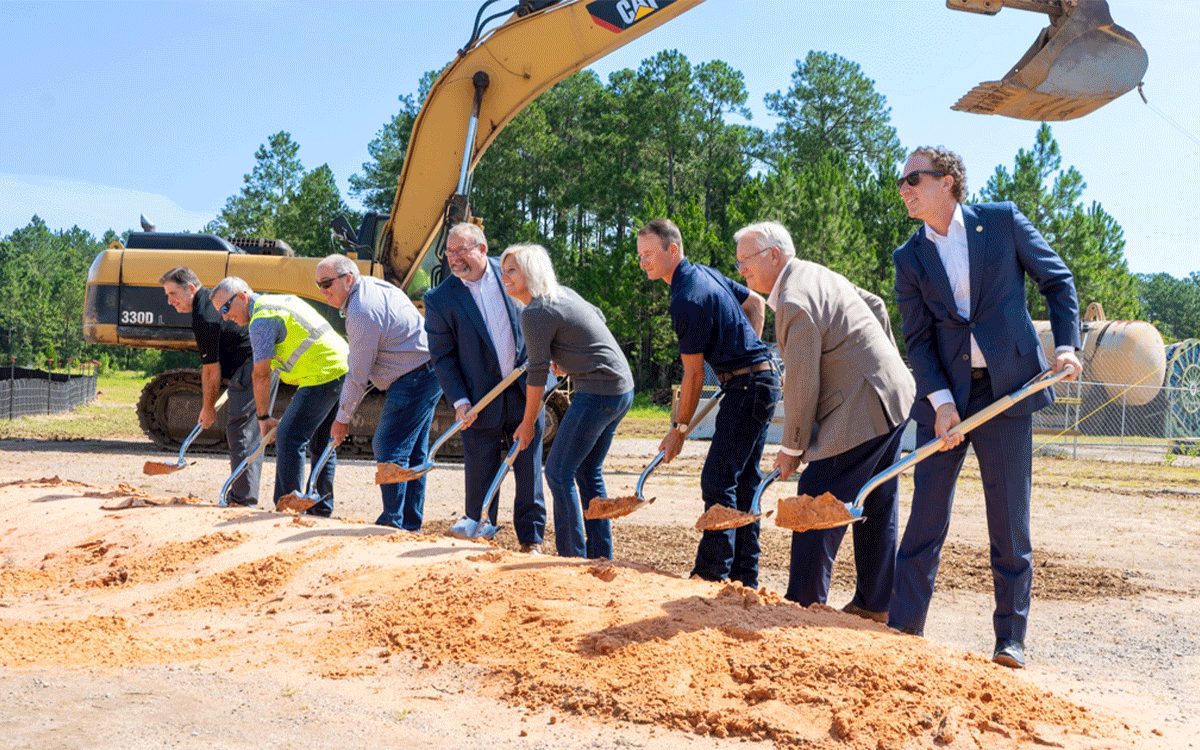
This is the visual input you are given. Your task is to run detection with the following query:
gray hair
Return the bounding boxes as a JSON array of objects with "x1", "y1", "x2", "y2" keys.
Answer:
[
  {"x1": 159, "y1": 266, "x2": 201, "y2": 288},
  {"x1": 317, "y1": 253, "x2": 359, "y2": 278},
  {"x1": 499, "y1": 243, "x2": 561, "y2": 301},
  {"x1": 212, "y1": 276, "x2": 251, "y2": 300},
  {"x1": 733, "y1": 221, "x2": 796, "y2": 259},
  {"x1": 447, "y1": 222, "x2": 487, "y2": 250}
]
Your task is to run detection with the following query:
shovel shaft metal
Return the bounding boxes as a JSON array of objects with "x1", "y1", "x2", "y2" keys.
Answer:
[
  {"x1": 172, "y1": 422, "x2": 204, "y2": 465},
  {"x1": 629, "y1": 390, "x2": 726, "y2": 502},
  {"x1": 303, "y1": 439, "x2": 337, "y2": 497},
  {"x1": 219, "y1": 426, "x2": 275, "y2": 506},
  {"x1": 750, "y1": 467, "x2": 780, "y2": 516},
  {"x1": 851, "y1": 367, "x2": 1073, "y2": 509}
]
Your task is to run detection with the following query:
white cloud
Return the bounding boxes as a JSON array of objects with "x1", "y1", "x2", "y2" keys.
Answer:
[{"x1": 0, "y1": 174, "x2": 216, "y2": 238}]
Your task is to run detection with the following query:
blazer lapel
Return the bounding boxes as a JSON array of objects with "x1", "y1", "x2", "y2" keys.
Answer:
[
  {"x1": 911, "y1": 230, "x2": 960, "y2": 319},
  {"x1": 450, "y1": 275, "x2": 497, "y2": 355},
  {"x1": 963, "y1": 204, "x2": 985, "y2": 319}
]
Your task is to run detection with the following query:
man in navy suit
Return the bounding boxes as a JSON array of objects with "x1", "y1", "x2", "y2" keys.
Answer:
[
  {"x1": 889, "y1": 146, "x2": 1081, "y2": 669},
  {"x1": 424, "y1": 222, "x2": 546, "y2": 552}
]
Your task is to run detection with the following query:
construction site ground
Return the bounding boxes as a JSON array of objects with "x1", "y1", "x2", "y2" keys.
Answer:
[{"x1": 1, "y1": 433, "x2": 1197, "y2": 749}]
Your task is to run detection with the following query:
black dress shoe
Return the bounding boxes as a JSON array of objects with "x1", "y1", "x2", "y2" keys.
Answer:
[
  {"x1": 842, "y1": 601, "x2": 888, "y2": 623},
  {"x1": 992, "y1": 639, "x2": 1026, "y2": 669}
]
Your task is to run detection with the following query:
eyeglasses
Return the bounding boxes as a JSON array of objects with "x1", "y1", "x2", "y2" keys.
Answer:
[
  {"x1": 218, "y1": 296, "x2": 236, "y2": 316},
  {"x1": 735, "y1": 246, "x2": 775, "y2": 270},
  {"x1": 896, "y1": 170, "x2": 946, "y2": 188},
  {"x1": 316, "y1": 273, "x2": 349, "y2": 290}
]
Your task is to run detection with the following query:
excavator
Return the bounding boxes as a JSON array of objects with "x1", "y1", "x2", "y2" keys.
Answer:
[{"x1": 82, "y1": 0, "x2": 1148, "y2": 457}]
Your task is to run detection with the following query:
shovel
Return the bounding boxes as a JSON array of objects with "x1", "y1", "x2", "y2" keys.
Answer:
[
  {"x1": 143, "y1": 391, "x2": 228, "y2": 475},
  {"x1": 694, "y1": 466, "x2": 778, "y2": 531},
  {"x1": 276, "y1": 438, "x2": 337, "y2": 514},
  {"x1": 375, "y1": 364, "x2": 529, "y2": 485},
  {"x1": 218, "y1": 426, "x2": 275, "y2": 507},
  {"x1": 775, "y1": 366, "x2": 1076, "y2": 533},
  {"x1": 447, "y1": 377, "x2": 564, "y2": 541},
  {"x1": 585, "y1": 391, "x2": 724, "y2": 521}
]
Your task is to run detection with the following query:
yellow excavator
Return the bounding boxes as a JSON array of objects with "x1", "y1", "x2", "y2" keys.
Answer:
[{"x1": 82, "y1": 0, "x2": 1148, "y2": 456}]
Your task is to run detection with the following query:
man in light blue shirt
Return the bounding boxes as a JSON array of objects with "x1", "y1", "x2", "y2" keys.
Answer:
[{"x1": 317, "y1": 254, "x2": 442, "y2": 531}]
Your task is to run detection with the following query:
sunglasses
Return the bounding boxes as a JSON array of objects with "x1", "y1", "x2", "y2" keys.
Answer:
[
  {"x1": 896, "y1": 170, "x2": 946, "y2": 188},
  {"x1": 316, "y1": 273, "x2": 349, "y2": 290},
  {"x1": 218, "y1": 296, "x2": 236, "y2": 315}
]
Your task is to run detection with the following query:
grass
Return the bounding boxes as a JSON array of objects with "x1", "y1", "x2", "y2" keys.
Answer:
[
  {"x1": 0, "y1": 370, "x2": 148, "y2": 441},
  {"x1": 616, "y1": 392, "x2": 671, "y2": 439}
]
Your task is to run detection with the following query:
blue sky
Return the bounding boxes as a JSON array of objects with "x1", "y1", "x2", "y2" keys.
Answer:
[{"x1": 1, "y1": 0, "x2": 1195, "y2": 276}]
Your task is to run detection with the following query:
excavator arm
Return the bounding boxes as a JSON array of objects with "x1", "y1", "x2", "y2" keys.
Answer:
[{"x1": 383, "y1": 0, "x2": 707, "y2": 290}]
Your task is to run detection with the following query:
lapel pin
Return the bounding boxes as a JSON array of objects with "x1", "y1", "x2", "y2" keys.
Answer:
[{"x1": 976, "y1": 225, "x2": 983, "y2": 233}]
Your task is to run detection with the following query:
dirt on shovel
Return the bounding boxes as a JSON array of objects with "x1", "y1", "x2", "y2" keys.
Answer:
[
  {"x1": 142, "y1": 460, "x2": 188, "y2": 476},
  {"x1": 584, "y1": 495, "x2": 650, "y2": 520},
  {"x1": 275, "y1": 495, "x2": 317, "y2": 514},
  {"x1": 374, "y1": 463, "x2": 420, "y2": 484},
  {"x1": 775, "y1": 491, "x2": 860, "y2": 532},
  {"x1": 693, "y1": 504, "x2": 770, "y2": 531}
]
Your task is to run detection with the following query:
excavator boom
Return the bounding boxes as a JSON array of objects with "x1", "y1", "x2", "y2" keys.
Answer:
[{"x1": 384, "y1": 0, "x2": 706, "y2": 291}]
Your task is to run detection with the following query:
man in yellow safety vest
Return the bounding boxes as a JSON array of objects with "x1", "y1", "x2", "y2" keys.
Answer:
[{"x1": 212, "y1": 276, "x2": 349, "y2": 515}]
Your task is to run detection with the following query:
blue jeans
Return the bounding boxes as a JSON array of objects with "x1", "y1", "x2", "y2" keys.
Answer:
[
  {"x1": 545, "y1": 389, "x2": 634, "y2": 559},
  {"x1": 692, "y1": 370, "x2": 780, "y2": 588},
  {"x1": 374, "y1": 363, "x2": 442, "y2": 531},
  {"x1": 274, "y1": 375, "x2": 343, "y2": 516}
]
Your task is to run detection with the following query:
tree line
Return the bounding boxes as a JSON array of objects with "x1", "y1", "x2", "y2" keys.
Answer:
[{"x1": 2, "y1": 50, "x2": 1196, "y2": 381}]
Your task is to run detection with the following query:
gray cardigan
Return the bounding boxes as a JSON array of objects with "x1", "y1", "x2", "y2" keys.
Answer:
[{"x1": 520, "y1": 286, "x2": 633, "y2": 395}]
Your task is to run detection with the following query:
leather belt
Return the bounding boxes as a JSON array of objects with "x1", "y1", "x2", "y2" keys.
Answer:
[
  {"x1": 716, "y1": 361, "x2": 774, "y2": 384},
  {"x1": 971, "y1": 368, "x2": 989, "y2": 381}
]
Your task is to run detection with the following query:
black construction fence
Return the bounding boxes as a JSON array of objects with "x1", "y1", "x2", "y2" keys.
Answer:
[{"x1": 1, "y1": 362, "x2": 99, "y2": 420}]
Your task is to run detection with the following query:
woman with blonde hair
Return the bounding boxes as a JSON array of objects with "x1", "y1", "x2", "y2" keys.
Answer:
[{"x1": 500, "y1": 243, "x2": 634, "y2": 559}]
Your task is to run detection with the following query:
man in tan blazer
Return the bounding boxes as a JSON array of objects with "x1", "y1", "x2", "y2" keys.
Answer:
[{"x1": 734, "y1": 221, "x2": 916, "y2": 620}]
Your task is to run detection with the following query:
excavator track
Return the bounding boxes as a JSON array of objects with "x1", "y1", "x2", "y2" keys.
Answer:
[{"x1": 138, "y1": 369, "x2": 566, "y2": 460}]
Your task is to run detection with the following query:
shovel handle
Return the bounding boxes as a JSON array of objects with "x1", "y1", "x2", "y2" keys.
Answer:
[
  {"x1": 476, "y1": 379, "x2": 564, "y2": 523},
  {"x1": 635, "y1": 391, "x2": 726, "y2": 498},
  {"x1": 426, "y1": 364, "x2": 529, "y2": 461},
  {"x1": 219, "y1": 426, "x2": 276, "y2": 506},
  {"x1": 304, "y1": 439, "x2": 337, "y2": 496},
  {"x1": 850, "y1": 366, "x2": 1073, "y2": 509},
  {"x1": 750, "y1": 467, "x2": 780, "y2": 515},
  {"x1": 174, "y1": 422, "x2": 204, "y2": 463}
]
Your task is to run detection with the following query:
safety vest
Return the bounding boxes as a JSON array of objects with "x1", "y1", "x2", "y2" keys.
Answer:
[{"x1": 250, "y1": 294, "x2": 348, "y2": 387}]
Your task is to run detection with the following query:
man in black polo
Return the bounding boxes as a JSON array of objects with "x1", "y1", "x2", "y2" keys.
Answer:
[
  {"x1": 636, "y1": 219, "x2": 780, "y2": 588},
  {"x1": 161, "y1": 266, "x2": 270, "y2": 506}
]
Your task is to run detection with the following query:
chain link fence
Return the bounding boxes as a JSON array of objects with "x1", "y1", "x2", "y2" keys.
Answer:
[
  {"x1": 1, "y1": 363, "x2": 99, "y2": 420},
  {"x1": 1032, "y1": 338, "x2": 1200, "y2": 461}
]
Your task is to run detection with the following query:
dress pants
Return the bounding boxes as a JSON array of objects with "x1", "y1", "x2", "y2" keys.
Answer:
[
  {"x1": 784, "y1": 422, "x2": 906, "y2": 611},
  {"x1": 889, "y1": 371, "x2": 1035, "y2": 641}
]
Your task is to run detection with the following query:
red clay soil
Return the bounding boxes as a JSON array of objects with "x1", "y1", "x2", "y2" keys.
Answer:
[{"x1": 325, "y1": 560, "x2": 1123, "y2": 749}]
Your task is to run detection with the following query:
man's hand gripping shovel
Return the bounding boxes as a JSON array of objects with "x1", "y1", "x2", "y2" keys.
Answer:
[
  {"x1": 374, "y1": 364, "x2": 528, "y2": 485},
  {"x1": 585, "y1": 391, "x2": 725, "y2": 521},
  {"x1": 774, "y1": 366, "x2": 1076, "y2": 533}
]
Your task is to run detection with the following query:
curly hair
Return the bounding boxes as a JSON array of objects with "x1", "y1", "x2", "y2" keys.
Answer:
[{"x1": 910, "y1": 146, "x2": 966, "y2": 202}]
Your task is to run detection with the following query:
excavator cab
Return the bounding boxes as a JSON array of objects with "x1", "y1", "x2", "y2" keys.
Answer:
[{"x1": 949, "y1": 0, "x2": 1148, "y2": 121}]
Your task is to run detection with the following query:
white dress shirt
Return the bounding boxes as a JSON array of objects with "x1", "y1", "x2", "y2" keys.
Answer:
[
  {"x1": 454, "y1": 266, "x2": 518, "y2": 409},
  {"x1": 925, "y1": 204, "x2": 1071, "y2": 412}
]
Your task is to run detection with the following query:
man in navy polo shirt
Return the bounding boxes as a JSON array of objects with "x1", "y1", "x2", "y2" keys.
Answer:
[{"x1": 637, "y1": 218, "x2": 780, "y2": 588}]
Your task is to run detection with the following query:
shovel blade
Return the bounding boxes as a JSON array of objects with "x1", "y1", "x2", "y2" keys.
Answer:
[
  {"x1": 276, "y1": 494, "x2": 318, "y2": 514},
  {"x1": 446, "y1": 516, "x2": 482, "y2": 540},
  {"x1": 584, "y1": 495, "x2": 652, "y2": 521},
  {"x1": 375, "y1": 462, "x2": 432, "y2": 484},
  {"x1": 143, "y1": 461, "x2": 185, "y2": 476},
  {"x1": 775, "y1": 493, "x2": 863, "y2": 533}
]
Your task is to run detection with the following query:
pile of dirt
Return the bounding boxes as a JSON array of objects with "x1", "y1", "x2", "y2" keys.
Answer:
[
  {"x1": 0, "y1": 615, "x2": 215, "y2": 667},
  {"x1": 157, "y1": 546, "x2": 329, "y2": 610},
  {"x1": 85, "y1": 531, "x2": 248, "y2": 589},
  {"x1": 326, "y1": 560, "x2": 1115, "y2": 748}
]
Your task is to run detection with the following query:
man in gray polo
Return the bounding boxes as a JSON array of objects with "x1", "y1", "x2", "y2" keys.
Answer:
[{"x1": 317, "y1": 254, "x2": 443, "y2": 531}]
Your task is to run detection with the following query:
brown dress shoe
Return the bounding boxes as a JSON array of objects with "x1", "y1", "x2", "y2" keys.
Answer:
[
  {"x1": 519, "y1": 543, "x2": 542, "y2": 555},
  {"x1": 842, "y1": 601, "x2": 888, "y2": 623}
]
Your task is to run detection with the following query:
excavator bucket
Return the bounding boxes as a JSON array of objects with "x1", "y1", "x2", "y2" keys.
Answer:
[{"x1": 949, "y1": 0, "x2": 1148, "y2": 121}]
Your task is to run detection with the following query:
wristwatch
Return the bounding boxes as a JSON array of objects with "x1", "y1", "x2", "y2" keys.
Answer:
[{"x1": 257, "y1": 413, "x2": 271, "y2": 421}]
